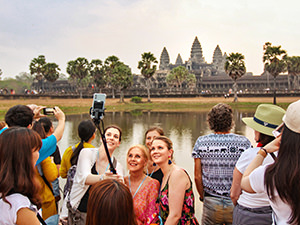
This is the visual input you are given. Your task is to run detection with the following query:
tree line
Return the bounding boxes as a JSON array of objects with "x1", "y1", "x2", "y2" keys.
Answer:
[
  {"x1": 1, "y1": 42, "x2": 300, "y2": 103},
  {"x1": 225, "y1": 42, "x2": 300, "y2": 104}
]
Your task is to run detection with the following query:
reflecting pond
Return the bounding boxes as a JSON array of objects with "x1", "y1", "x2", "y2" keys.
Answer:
[{"x1": 56, "y1": 109, "x2": 257, "y2": 220}]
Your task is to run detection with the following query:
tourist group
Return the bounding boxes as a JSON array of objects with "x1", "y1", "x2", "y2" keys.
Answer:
[{"x1": 0, "y1": 99, "x2": 300, "y2": 225}]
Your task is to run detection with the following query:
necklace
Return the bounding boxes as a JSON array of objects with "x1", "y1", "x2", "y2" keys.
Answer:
[
  {"x1": 129, "y1": 174, "x2": 147, "y2": 198},
  {"x1": 148, "y1": 165, "x2": 157, "y2": 177}
]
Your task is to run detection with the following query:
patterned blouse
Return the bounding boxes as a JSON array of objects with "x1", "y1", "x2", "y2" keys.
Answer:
[
  {"x1": 158, "y1": 170, "x2": 199, "y2": 225},
  {"x1": 133, "y1": 178, "x2": 160, "y2": 225}
]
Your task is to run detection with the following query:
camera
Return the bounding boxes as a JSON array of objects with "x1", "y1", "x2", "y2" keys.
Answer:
[
  {"x1": 90, "y1": 93, "x2": 106, "y2": 120},
  {"x1": 43, "y1": 107, "x2": 55, "y2": 115}
]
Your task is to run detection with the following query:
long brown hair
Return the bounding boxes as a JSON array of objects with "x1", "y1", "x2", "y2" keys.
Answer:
[
  {"x1": 265, "y1": 124, "x2": 300, "y2": 224},
  {"x1": 86, "y1": 179, "x2": 137, "y2": 225},
  {"x1": 0, "y1": 127, "x2": 42, "y2": 208}
]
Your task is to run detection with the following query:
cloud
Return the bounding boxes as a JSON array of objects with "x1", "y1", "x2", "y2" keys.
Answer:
[{"x1": 1, "y1": 0, "x2": 300, "y2": 77}]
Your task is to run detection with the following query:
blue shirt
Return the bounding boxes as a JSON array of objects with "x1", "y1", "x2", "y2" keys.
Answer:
[{"x1": 36, "y1": 135, "x2": 57, "y2": 165}]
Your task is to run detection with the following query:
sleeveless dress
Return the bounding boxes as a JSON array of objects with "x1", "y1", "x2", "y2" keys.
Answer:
[{"x1": 158, "y1": 170, "x2": 199, "y2": 225}]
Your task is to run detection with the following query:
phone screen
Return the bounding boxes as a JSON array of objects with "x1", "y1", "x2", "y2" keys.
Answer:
[{"x1": 91, "y1": 93, "x2": 106, "y2": 120}]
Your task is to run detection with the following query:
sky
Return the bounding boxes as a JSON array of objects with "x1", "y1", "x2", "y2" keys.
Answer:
[{"x1": 1, "y1": 0, "x2": 300, "y2": 78}]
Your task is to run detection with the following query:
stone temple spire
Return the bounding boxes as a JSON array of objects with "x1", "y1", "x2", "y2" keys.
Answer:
[
  {"x1": 190, "y1": 36, "x2": 204, "y2": 64},
  {"x1": 212, "y1": 45, "x2": 225, "y2": 72},
  {"x1": 175, "y1": 54, "x2": 183, "y2": 65},
  {"x1": 159, "y1": 47, "x2": 170, "y2": 70}
]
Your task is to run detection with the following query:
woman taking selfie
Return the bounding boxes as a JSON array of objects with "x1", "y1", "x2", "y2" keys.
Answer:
[
  {"x1": 151, "y1": 136, "x2": 199, "y2": 225},
  {"x1": 0, "y1": 127, "x2": 42, "y2": 225},
  {"x1": 241, "y1": 100, "x2": 300, "y2": 225},
  {"x1": 124, "y1": 144, "x2": 160, "y2": 225},
  {"x1": 68, "y1": 125, "x2": 124, "y2": 225}
]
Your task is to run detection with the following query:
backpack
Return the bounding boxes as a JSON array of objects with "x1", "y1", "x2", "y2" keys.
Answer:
[{"x1": 63, "y1": 146, "x2": 77, "y2": 198}]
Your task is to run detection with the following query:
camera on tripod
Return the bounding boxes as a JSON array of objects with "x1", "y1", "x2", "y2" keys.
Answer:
[{"x1": 90, "y1": 93, "x2": 106, "y2": 121}]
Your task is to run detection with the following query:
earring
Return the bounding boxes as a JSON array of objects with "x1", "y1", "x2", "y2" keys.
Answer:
[
  {"x1": 168, "y1": 156, "x2": 172, "y2": 165},
  {"x1": 153, "y1": 162, "x2": 156, "y2": 166}
]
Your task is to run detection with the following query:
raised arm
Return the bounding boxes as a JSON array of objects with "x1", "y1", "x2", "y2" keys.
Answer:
[
  {"x1": 241, "y1": 137, "x2": 281, "y2": 193},
  {"x1": 52, "y1": 106, "x2": 65, "y2": 142}
]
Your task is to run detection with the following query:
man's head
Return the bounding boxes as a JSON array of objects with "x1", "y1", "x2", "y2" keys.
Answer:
[
  {"x1": 208, "y1": 103, "x2": 233, "y2": 133},
  {"x1": 5, "y1": 105, "x2": 34, "y2": 128}
]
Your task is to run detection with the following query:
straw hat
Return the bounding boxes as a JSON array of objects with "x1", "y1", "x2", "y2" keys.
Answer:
[
  {"x1": 283, "y1": 100, "x2": 300, "y2": 133},
  {"x1": 242, "y1": 104, "x2": 285, "y2": 136}
]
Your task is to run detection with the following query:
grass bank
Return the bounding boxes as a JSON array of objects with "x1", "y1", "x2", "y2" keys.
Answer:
[{"x1": 0, "y1": 96, "x2": 297, "y2": 120}]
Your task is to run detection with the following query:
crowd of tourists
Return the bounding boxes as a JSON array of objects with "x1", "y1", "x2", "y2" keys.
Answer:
[{"x1": 0, "y1": 99, "x2": 300, "y2": 225}]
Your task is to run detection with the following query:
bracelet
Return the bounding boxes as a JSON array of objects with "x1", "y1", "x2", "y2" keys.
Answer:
[
  {"x1": 257, "y1": 149, "x2": 267, "y2": 158},
  {"x1": 261, "y1": 147, "x2": 268, "y2": 155}
]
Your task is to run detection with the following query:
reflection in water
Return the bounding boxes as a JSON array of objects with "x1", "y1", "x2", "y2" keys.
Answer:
[{"x1": 56, "y1": 109, "x2": 256, "y2": 221}]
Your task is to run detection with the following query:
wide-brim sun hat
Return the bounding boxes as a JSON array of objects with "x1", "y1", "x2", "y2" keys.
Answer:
[
  {"x1": 282, "y1": 100, "x2": 300, "y2": 133},
  {"x1": 242, "y1": 104, "x2": 286, "y2": 136}
]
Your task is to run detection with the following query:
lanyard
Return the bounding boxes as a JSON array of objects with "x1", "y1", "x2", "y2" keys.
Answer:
[{"x1": 129, "y1": 175, "x2": 147, "y2": 198}]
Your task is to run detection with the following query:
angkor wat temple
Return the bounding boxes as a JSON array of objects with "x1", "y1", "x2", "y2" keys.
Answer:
[
  {"x1": 133, "y1": 36, "x2": 292, "y2": 95},
  {"x1": 30, "y1": 36, "x2": 296, "y2": 97}
]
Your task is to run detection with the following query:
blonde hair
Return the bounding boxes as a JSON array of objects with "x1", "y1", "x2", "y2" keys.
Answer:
[{"x1": 127, "y1": 144, "x2": 149, "y2": 161}]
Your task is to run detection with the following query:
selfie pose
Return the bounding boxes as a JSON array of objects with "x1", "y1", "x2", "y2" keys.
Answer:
[
  {"x1": 241, "y1": 100, "x2": 300, "y2": 225},
  {"x1": 231, "y1": 104, "x2": 285, "y2": 224}
]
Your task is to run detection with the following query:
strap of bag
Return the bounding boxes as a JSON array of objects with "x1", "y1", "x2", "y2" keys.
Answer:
[{"x1": 37, "y1": 212, "x2": 47, "y2": 225}]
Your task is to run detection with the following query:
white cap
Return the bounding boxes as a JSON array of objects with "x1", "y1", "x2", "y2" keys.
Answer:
[{"x1": 283, "y1": 100, "x2": 300, "y2": 133}]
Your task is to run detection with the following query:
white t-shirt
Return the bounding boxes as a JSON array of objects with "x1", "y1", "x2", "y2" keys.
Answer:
[
  {"x1": 0, "y1": 193, "x2": 37, "y2": 225},
  {"x1": 70, "y1": 148, "x2": 124, "y2": 209},
  {"x1": 236, "y1": 147, "x2": 275, "y2": 208},
  {"x1": 249, "y1": 165, "x2": 293, "y2": 225}
]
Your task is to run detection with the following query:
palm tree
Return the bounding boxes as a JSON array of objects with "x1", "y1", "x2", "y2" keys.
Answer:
[
  {"x1": 90, "y1": 59, "x2": 106, "y2": 93},
  {"x1": 104, "y1": 56, "x2": 121, "y2": 99},
  {"x1": 284, "y1": 56, "x2": 300, "y2": 90},
  {"x1": 138, "y1": 52, "x2": 158, "y2": 102},
  {"x1": 29, "y1": 55, "x2": 46, "y2": 91},
  {"x1": 224, "y1": 53, "x2": 246, "y2": 102},
  {"x1": 67, "y1": 57, "x2": 90, "y2": 98},
  {"x1": 43, "y1": 63, "x2": 60, "y2": 82},
  {"x1": 263, "y1": 42, "x2": 286, "y2": 104}
]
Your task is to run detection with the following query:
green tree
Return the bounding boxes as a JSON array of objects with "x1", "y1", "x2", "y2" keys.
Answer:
[
  {"x1": 90, "y1": 59, "x2": 107, "y2": 92},
  {"x1": 263, "y1": 42, "x2": 287, "y2": 104},
  {"x1": 138, "y1": 52, "x2": 158, "y2": 102},
  {"x1": 224, "y1": 52, "x2": 246, "y2": 102},
  {"x1": 67, "y1": 57, "x2": 90, "y2": 98},
  {"x1": 166, "y1": 66, "x2": 196, "y2": 92},
  {"x1": 104, "y1": 56, "x2": 121, "y2": 99},
  {"x1": 0, "y1": 68, "x2": 2, "y2": 80},
  {"x1": 284, "y1": 56, "x2": 300, "y2": 90},
  {"x1": 111, "y1": 62, "x2": 133, "y2": 102},
  {"x1": 43, "y1": 63, "x2": 60, "y2": 82},
  {"x1": 29, "y1": 55, "x2": 46, "y2": 90}
]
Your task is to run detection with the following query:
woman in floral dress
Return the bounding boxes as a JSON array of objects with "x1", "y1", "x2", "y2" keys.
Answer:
[
  {"x1": 124, "y1": 144, "x2": 160, "y2": 225},
  {"x1": 151, "y1": 136, "x2": 199, "y2": 225}
]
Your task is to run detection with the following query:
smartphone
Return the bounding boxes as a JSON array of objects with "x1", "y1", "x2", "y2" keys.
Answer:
[
  {"x1": 90, "y1": 93, "x2": 106, "y2": 120},
  {"x1": 272, "y1": 123, "x2": 284, "y2": 138},
  {"x1": 43, "y1": 107, "x2": 55, "y2": 115}
]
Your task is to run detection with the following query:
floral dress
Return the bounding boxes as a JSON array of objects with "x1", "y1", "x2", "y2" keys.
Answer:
[{"x1": 157, "y1": 170, "x2": 199, "y2": 225}]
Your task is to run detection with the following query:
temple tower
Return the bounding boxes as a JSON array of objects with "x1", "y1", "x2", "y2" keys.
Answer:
[
  {"x1": 212, "y1": 45, "x2": 225, "y2": 72},
  {"x1": 190, "y1": 36, "x2": 205, "y2": 64},
  {"x1": 175, "y1": 54, "x2": 183, "y2": 66},
  {"x1": 159, "y1": 47, "x2": 170, "y2": 70}
]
